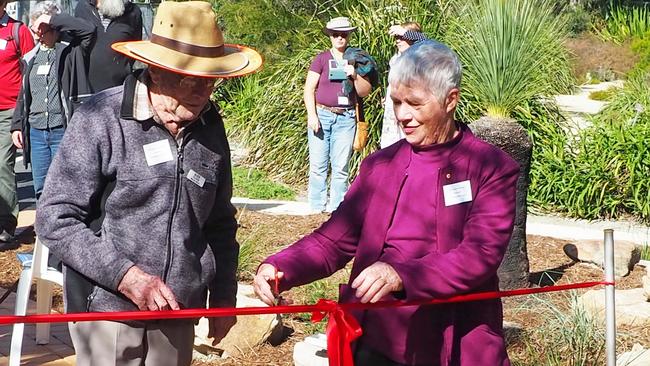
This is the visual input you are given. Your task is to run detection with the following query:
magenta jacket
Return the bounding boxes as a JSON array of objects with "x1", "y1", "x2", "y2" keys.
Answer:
[{"x1": 266, "y1": 124, "x2": 519, "y2": 365}]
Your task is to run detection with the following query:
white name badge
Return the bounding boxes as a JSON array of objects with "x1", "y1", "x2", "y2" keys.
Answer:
[
  {"x1": 36, "y1": 64, "x2": 51, "y2": 75},
  {"x1": 187, "y1": 169, "x2": 206, "y2": 188},
  {"x1": 443, "y1": 180, "x2": 473, "y2": 206},
  {"x1": 143, "y1": 139, "x2": 174, "y2": 166},
  {"x1": 0, "y1": 39, "x2": 7, "y2": 50},
  {"x1": 337, "y1": 96, "x2": 349, "y2": 105}
]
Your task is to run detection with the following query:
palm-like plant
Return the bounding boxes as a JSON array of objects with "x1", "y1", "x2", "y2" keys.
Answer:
[
  {"x1": 442, "y1": 0, "x2": 574, "y2": 290},
  {"x1": 444, "y1": 0, "x2": 573, "y2": 118}
]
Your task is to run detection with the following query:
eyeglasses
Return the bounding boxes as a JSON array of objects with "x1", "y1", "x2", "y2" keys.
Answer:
[
  {"x1": 150, "y1": 67, "x2": 219, "y2": 92},
  {"x1": 329, "y1": 32, "x2": 350, "y2": 39}
]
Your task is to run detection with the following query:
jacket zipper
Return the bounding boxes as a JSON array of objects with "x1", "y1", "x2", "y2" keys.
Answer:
[{"x1": 162, "y1": 131, "x2": 188, "y2": 282}]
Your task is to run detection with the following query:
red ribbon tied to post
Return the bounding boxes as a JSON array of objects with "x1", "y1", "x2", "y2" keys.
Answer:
[{"x1": 311, "y1": 299, "x2": 363, "y2": 366}]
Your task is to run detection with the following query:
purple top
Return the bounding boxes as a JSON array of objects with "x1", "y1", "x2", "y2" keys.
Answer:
[
  {"x1": 265, "y1": 124, "x2": 519, "y2": 365},
  {"x1": 309, "y1": 50, "x2": 350, "y2": 107}
]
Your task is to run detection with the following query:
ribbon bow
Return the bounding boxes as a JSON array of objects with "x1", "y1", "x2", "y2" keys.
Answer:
[{"x1": 311, "y1": 299, "x2": 363, "y2": 366}]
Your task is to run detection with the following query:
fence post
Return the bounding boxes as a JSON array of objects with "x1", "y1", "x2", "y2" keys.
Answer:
[{"x1": 604, "y1": 229, "x2": 616, "y2": 366}]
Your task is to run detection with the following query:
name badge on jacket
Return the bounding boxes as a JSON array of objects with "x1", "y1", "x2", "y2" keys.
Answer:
[
  {"x1": 443, "y1": 180, "x2": 473, "y2": 206},
  {"x1": 143, "y1": 139, "x2": 174, "y2": 166},
  {"x1": 0, "y1": 39, "x2": 7, "y2": 50},
  {"x1": 37, "y1": 64, "x2": 51, "y2": 75}
]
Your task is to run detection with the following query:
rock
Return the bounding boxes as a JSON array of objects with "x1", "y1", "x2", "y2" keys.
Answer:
[
  {"x1": 194, "y1": 284, "x2": 282, "y2": 358},
  {"x1": 643, "y1": 267, "x2": 650, "y2": 301},
  {"x1": 563, "y1": 239, "x2": 640, "y2": 277},
  {"x1": 293, "y1": 333, "x2": 328, "y2": 366},
  {"x1": 503, "y1": 321, "x2": 524, "y2": 345},
  {"x1": 577, "y1": 288, "x2": 650, "y2": 327},
  {"x1": 617, "y1": 343, "x2": 650, "y2": 366}
]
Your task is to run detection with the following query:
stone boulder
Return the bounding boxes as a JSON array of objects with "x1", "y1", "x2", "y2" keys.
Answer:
[
  {"x1": 294, "y1": 333, "x2": 328, "y2": 366},
  {"x1": 194, "y1": 284, "x2": 282, "y2": 358},
  {"x1": 617, "y1": 343, "x2": 650, "y2": 366},
  {"x1": 577, "y1": 288, "x2": 650, "y2": 327},
  {"x1": 563, "y1": 239, "x2": 640, "y2": 277},
  {"x1": 642, "y1": 266, "x2": 650, "y2": 301}
]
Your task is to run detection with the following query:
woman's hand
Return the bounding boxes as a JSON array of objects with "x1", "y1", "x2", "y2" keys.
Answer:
[
  {"x1": 351, "y1": 261, "x2": 403, "y2": 303},
  {"x1": 11, "y1": 131, "x2": 23, "y2": 149},
  {"x1": 388, "y1": 25, "x2": 406, "y2": 37},
  {"x1": 307, "y1": 114, "x2": 321, "y2": 133},
  {"x1": 253, "y1": 263, "x2": 284, "y2": 306}
]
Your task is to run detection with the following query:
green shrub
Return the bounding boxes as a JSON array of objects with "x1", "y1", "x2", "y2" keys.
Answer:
[
  {"x1": 595, "y1": 1, "x2": 650, "y2": 44},
  {"x1": 443, "y1": 0, "x2": 574, "y2": 118},
  {"x1": 529, "y1": 72, "x2": 650, "y2": 221},
  {"x1": 631, "y1": 33, "x2": 650, "y2": 74},
  {"x1": 232, "y1": 166, "x2": 296, "y2": 200},
  {"x1": 221, "y1": 0, "x2": 441, "y2": 184}
]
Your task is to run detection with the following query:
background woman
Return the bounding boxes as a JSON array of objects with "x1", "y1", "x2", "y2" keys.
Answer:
[
  {"x1": 11, "y1": 1, "x2": 95, "y2": 198},
  {"x1": 304, "y1": 16, "x2": 374, "y2": 213}
]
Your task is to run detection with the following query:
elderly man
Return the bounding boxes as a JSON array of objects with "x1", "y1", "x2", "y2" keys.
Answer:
[
  {"x1": 75, "y1": 0, "x2": 142, "y2": 92},
  {"x1": 35, "y1": 2, "x2": 262, "y2": 365}
]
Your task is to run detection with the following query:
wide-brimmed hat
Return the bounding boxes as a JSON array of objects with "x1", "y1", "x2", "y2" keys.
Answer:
[
  {"x1": 324, "y1": 17, "x2": 357, "y2": 34},
  {"x1": 112, "y1": 1, "x2": 262, "y2": 78}
]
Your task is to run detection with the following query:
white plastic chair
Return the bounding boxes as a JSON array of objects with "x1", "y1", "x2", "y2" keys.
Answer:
[{"x1": 9, "y1": 237, "x2": 64, "y2": 366}]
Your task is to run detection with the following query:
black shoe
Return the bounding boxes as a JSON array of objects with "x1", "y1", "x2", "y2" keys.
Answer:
[{"x1": 0, "y1": 230, "x2": 17, "y2": 251}]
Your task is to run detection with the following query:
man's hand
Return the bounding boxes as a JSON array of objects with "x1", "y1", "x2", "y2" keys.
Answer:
[
  {"x1": 208, "y1": 316, "x2": 237, "y2": 346},
  {"x1": 11, "y1": 131, "x2": 23, "y2": 149},
  {"x1": 351, "y1": 261, "x2": 403, "y2": 303},
  {"x1": 117, "y1": 266, "x2": 180, "y2": 311},
  {"x1": 307, "y1": 114, "x2": 321, "y2": 133},
  {"x1": 253, "y1": 263, "x2": 283, "y2": 306}
]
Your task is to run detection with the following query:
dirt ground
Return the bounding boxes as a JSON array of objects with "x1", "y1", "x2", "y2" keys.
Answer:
[
  {"x1": 1, "y1": 211, "x2": 648, "y2": 365},
  {"x1": 565, "y1": 33, "x2": 639, "y2": 81}
]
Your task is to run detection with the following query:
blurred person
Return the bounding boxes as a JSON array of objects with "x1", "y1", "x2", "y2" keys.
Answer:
[
  {"x1": 304, "y1": 16, "x2": 376, "y2": 213},
  {"x1": 11, "y1": 0, "x2": 95, "y2": 199},
  {"x1": 75, "y1": 0, "x2": 142, "y2": 92},
  {"x1": 35, "y1": 2, "x2": 262, "y2": 365},
  {"x1": 380, "y1": 22, "x2": 427, "y2": 149},
  {"x1": 255, "y1": 40, "x2": 518, "y2": 366},
  {"x1": 0, "y1": 0, "x2": 35, "y2": 249}
]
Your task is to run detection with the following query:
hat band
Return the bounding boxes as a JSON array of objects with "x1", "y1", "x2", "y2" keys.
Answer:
[{"x1": 151, "y1": 34, "x2": 224, "y2": 58}]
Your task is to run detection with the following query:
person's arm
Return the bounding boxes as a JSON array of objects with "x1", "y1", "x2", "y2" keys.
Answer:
[
  {"x1": 18, "y1": 23, "x2": 35, "y2": 56},
  {"x1": 48, "y1": 13, "x2": 97, "y2": 52},
  {"x1": 304, "y1": 70, "x2": 321, "y2": 132},
  {"x1": 132, "y1": 4, "x2": 143, "y2": 41},
  {"x1": 10, "y1": 85, "x2": 26, "y2": 148},
  {"x1": 35, "y1": 103, "x2": 136, "y2": 294},
  {"x1": 387, "y1": 162, "x2": 520, "y2": 300},
  {"x1": 352, "y1": 74, "x2": 372, "y2": 98},
  {"x1": 254, "y1": 158, "x2": 375, "y2": 304}
]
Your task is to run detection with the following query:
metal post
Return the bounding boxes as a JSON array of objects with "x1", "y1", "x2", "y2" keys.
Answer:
[{"x1": 604, "y1": 229, "x2": 616, "y2": 366}]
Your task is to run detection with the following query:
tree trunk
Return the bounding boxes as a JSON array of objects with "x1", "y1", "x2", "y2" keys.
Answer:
[{"x1": 470, "y1": 116, "x2": 532, "y2": 290}]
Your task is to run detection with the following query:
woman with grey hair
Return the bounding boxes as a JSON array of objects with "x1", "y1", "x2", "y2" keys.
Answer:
[
  {"x1": 255, "y1": 40, "x2": 518, "y2": 365},
  {"x1": 11, "y1": 0, "x2": 95, "y2": 198}
]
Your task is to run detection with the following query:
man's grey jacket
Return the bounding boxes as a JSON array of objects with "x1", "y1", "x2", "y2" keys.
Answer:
[{"x1": 35, "y1": 72, "x2": 239, "y2": 313}]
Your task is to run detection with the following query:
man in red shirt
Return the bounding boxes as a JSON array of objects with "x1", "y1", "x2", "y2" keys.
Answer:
[{"x1": 0, "y1": 0, "x2": 35, "y2": 248}]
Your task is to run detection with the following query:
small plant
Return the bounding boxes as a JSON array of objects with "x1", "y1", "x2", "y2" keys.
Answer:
[
  {"x1": 232, "y1": 166, "x2": 296, "y2": 200},
  {"x1": 595, "y1": 1, "x2": 650, "y2": 44},
  {"x1": 589, "y1": 87, "x2": 620, "y2": 101}
]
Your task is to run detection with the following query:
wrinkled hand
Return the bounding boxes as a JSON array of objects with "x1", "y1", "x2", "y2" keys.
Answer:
[
  {"x1": 307, "y1": 114, "x2": 321, "y2": 133},
  {"x1": 253, "y1": 263, "x2": 283, "y2": 306},
  {"x1": 344, "y1": 64, "x2": 357, "y2": 80},
  {"x1": 388, "y1": 25, "x2": 406, "y2": 37},
  {"x1": 351, "y1": 261, "x2": 403, "y2": 303},
  {"x1": 208, "y1": 316, "x2": 237, "y2": 346},
  {"x1": 11, "y1": 131, "x2": 23, "y2": 149},
  {"x1": 117, "y1": 266, "x2": 179, "y2": 311}
]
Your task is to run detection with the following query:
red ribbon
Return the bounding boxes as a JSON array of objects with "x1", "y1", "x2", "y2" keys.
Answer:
[
  {"x1": 0, "y1": 281, "x2": 614, "y2": 366},
  {"x1": 311, "y1": 299, "x2": 363, "y2": 366}
]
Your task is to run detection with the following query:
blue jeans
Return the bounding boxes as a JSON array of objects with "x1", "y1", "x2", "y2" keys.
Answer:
[
  {"x1": 308, "y1": 108, "x2": 355, "y2": 212},
  {"x1": 30, "y1": 126, "x2": 65, "y2": 198}
]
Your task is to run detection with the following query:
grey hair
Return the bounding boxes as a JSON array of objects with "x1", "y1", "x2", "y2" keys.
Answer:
[
  {"x1": 30, "y1": 1, "x2": 61, "y2": 21},
  {"x1": 388, "y1": 40, "x2": 462, "y2": 103}
]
